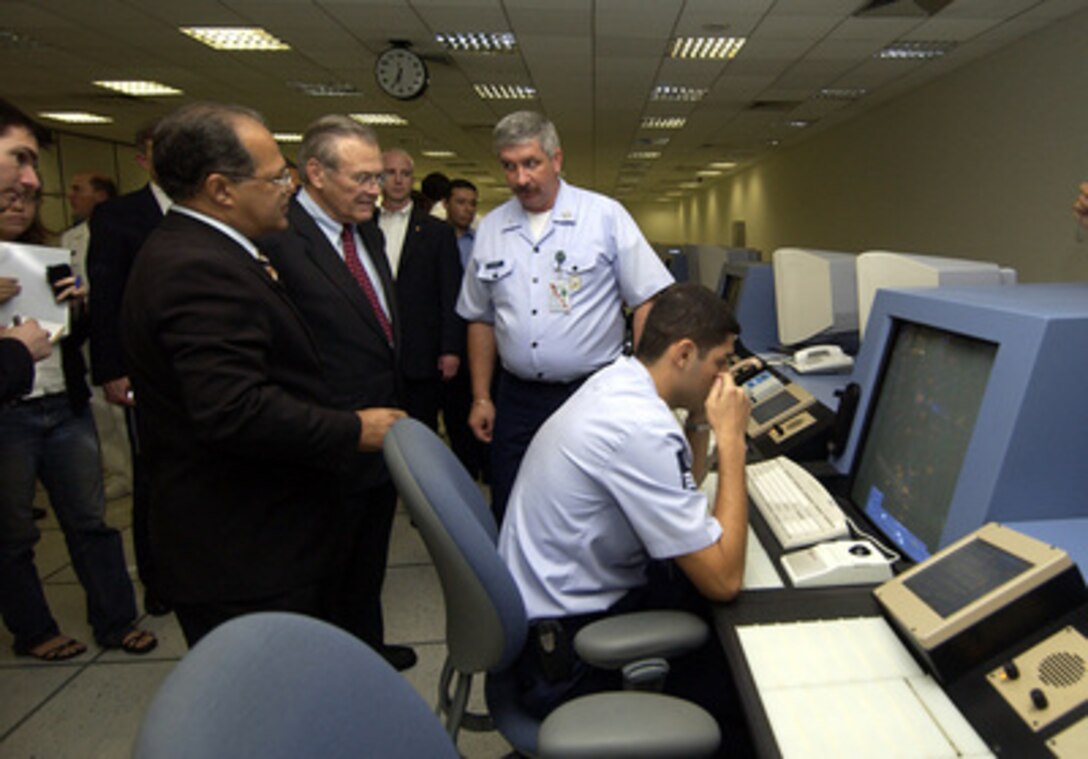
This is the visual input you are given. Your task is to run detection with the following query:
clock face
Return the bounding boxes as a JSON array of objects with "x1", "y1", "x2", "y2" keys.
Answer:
[{"x1": 375, "y1": 47, "x2": 428, "y2": 100}]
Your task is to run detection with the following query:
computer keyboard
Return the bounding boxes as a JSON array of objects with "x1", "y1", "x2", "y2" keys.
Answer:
[{"x1": 747, "y1": 456, "x2": 849, "y2": 550}]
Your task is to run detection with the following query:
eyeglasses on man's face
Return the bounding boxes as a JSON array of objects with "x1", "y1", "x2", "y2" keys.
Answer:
[{"x1": 328, "y1": 164, "x2": 385, "y2": 189}]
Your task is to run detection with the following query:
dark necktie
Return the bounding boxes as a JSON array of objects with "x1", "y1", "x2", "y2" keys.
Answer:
[{"x1": 340, "y1": 224, "x2": 394, "y2": 345}]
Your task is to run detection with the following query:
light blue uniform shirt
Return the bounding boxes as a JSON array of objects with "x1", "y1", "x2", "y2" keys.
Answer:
[
  {"x1": 498, "y1": 356, "x2": 723, "y2": 620},
  {"x1": 456, "y1": 181, "x2": 672, "y2": 383}
]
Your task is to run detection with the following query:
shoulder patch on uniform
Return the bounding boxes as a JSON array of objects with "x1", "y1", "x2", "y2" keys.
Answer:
[{"x1": 676, "y1": 449, "x2": 696, "y2": 491}]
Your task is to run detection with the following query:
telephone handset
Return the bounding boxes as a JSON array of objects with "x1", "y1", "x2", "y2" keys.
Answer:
[{"x1": 790, "y1": 344, "x2": 854, "y2": 374}]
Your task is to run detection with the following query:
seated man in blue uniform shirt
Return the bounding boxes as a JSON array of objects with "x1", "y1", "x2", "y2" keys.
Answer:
[{"x1": 498, "y1": 283, "x2": 752, "y2": 749}]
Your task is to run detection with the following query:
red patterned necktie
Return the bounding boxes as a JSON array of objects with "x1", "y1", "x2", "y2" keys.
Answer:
[{"x1": 340, "y1": 223, "x2": 393, "y2": 345}]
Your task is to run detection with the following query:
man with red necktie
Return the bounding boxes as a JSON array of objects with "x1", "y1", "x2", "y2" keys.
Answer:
[{"x1": 259, "y1": 115, "x2": 415, "y2": 671}]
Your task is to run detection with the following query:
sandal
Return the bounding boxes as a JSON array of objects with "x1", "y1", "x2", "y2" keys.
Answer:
[
  {"x1": 101, "y1": 627, "x2": 158, "y2": 655},
  {"x1": 22, "y1": 635, "x2": 87, "y2": 662}
]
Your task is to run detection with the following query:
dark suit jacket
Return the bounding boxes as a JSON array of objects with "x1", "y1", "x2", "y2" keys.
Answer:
[
  {"x1": 385, "y1": 204, "x2": 465, "y2": 380},
  {"x1": 88, "y1": 184, "x2": 164, "y2": 385},
  {"x1": 121, "y1": 210, "x2": 360, "y2": 604},
  {"x1": 258, "y1": 197, "x2": 400, "y2": 488}
]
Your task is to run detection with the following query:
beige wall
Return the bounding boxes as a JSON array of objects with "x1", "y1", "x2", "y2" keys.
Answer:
[{"x1": 631, "y1": 8, "x2": 1088, "y2": 284}]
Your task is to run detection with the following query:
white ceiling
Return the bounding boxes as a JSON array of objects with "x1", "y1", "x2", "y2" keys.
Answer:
[{"x1": 2, "y1": 0, "x2": 1086, "y2": 204}]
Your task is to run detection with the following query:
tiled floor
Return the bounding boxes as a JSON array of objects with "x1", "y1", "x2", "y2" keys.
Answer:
[{"x1": 0, "y1": 489, "x2": 511, "y2": 758}]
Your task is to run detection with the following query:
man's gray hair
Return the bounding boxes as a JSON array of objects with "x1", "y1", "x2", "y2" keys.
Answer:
[
  {"x1": 493, "y1": 111, "x2": 560, "y2": 158},
  {"x1": 297, "y1": 115, "x2": 379, "y2": 184}
]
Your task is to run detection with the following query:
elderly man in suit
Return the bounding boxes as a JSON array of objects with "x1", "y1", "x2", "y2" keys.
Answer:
[
  {"x1": 378, "y1": 148, "x2": 463, "y2": 436},
  {"x1": 258, "y1": 116, "x2": 415, "y2": 670},
  {"x1": 121, "y1": 102, "x2": 404, "y2": 647}
]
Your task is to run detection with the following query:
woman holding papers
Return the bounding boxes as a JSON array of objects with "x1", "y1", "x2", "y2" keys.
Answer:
[{"x1": 0, "y1": 190, "x2": 155, "y2": 660}]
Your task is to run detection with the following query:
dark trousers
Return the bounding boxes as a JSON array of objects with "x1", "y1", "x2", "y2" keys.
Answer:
[
  {"x1": 514, "y1": 563, "x2": 755, "y2": 758},
  {"x1": 490, "y1": 370, "x2": 585, "y2": 524},
  {"x1": 125, "y1": 405, "x2": 160, "y2": 600},
  {"x1": 174, "y1": 582, "x2": 326, "y2": 648},
  {"x1": 442, "y1": 364, "x2": 486, "y2": 481},
  {"x1": 326, "y1": 477, "x2": 399, "y2": 649},
  {"x1": 402, "y1": 376, "x2": 442, "y2": 431}
]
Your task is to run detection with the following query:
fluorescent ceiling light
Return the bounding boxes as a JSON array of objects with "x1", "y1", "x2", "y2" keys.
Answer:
[
  {"x1": 652, "y1": 85, "x2": 707, "y2": 102},
  {"x1": 819, "y1": 87, "x2": 867, "y2": 100},
  {"x1": 641, "y1": 117, "x2": 686, "y2": 130},
  {"x1": 788, "y1": 120, "x2": 812, "y2": 128},
  {"x1": 180, "y1": 27, "x2": 290, "y2": 51},
  {"x1": 678, "y1": 182, "x2": 700, "y2": 189},
  {"x1": 877, "y1": 41, "x2": 955, "y2": 59},
  {"x1": 627, "y1": 151, "x2": 661, "y2": 160},
  {"x1": 670, "y1": 37, "x2": 746, "y2": 60},
  {"x1": 273, "y1": 133, "x2": 302, "y2": 143},
  {"x1": 422, "y1": 150, "x2": 457, "y2": 159},
  {"x1": 436, "y1": 32, "x2": 516, "y2": 53},
  {"x1": 697, "y1": 170, "x2": 722, "y2": 177},
  {"x1": 350, "y1": 113, "x2": 409, "y2": 126},
  {"x1": 474, "y1": 84, "x2": 537, "y2": 100},
  {"x1": 39, "y1": 111, "x2": 113, "y2": 124},
  {"x1": 708, "y1": 162, "x2": 736, "y2": 170},
  {"x1": 636, "y1": 137, "x2": 671, "y2": 147},
  {"x1": 93, "y1": 80, "x2": 182, "y2": 96},
  {"x1": 287, "y1": 81, "x2": 361, "y2": 97}
]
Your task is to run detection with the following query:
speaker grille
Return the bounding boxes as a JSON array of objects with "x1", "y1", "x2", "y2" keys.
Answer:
[{"x1": 1038, "y1": 652, "x2": 1085, "y2": 688}]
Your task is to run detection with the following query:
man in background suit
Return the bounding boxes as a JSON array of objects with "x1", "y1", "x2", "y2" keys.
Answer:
[
  {"x1": 259, "y1": 116, "x2": 415, "y2": 670},
  {"x1": 122, "y1": 102, "x2": 404, "y2": 647},
  {"x1": 379, "y1": 149, "x2": 463, "y2": 435},
  {"x1": 86, "y1": 123, "x2": 171, "y2": 615}
]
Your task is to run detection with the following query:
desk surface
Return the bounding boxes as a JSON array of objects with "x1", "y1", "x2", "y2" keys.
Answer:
[{"x1": 718, "y1": 501, "x2": 1086, "y2": 758}]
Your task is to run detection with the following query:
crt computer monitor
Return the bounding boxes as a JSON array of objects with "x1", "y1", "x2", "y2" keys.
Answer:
[
  {"x1": 716, "y1": 261, "x2": 779, "y2": 354},
  {"x1": 856, "y1": 251, "x2": 1017, "y2": 338},
  {"x1": 832, "y1": 284, "x2": 1088, "y2": 564},
  {"x1": 772, "y1": 247, "x2": 858, "y2": 348}
]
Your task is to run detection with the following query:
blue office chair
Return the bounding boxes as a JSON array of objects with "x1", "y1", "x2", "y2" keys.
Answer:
[
  {"x1": 383, "y1": 418, "x2": 720, "y2": 757},
  {"x1": 132, "y1": 612, "x2": 459, "y2": 759}
]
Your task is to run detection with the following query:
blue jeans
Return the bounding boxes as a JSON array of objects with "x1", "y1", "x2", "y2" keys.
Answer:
[{"x1": 0, "y1": 394, "x2": 137, "y2": 652}]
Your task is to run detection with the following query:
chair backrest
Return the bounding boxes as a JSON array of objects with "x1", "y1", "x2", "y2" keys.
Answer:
[
  {"x1": 383, "y1": 418, "x2": 527, "y2": 674},
  {"x1": 132, "y1": 612, "x2": 458, "y2": 759}
]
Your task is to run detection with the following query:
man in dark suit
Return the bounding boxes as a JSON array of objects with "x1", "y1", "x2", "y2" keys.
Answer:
[
  {"x1": 378, "y1": 148, "x2": 464, "y2": 433},
  {"x1": 86, "y1": 122, "x2": 171, "y2": 615},
  {"x1": 121, "y1": 102, "x2": 404, "y2": 647},
  {"x1": 258, "y1": 116, "x2": 415, "y2": 670}
]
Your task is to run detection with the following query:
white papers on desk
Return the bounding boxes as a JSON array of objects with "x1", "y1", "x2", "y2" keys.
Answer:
[
  {"x1": 0, "y1": 243, "x2": 70, "y2": 333},
  {"x1": 738, "y1": 617, "x2": 992, "y2": 758},
  {"x1": 700, "y1": 471, "x2": 783, "y2": 590}
]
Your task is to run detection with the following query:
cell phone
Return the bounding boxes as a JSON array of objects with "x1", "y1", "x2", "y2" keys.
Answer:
[{"x1": 45, "y1": 263, "x2": 73, "y2": 297}]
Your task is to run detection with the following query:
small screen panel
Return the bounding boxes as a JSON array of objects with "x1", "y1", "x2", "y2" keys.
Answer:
[
  {"x1": 902, "y1": 538, "x2": 1031, "y2": 618},
  {"x1": 850, "y1": 322, "x2": 997, "y2": 562}
]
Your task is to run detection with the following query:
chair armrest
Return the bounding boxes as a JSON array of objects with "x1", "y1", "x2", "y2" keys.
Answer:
[
  {"x1": 573, "y1": 610, "x2": 708, "y2": 670},
  {"x1": 538, "y1": 691, "x2": 720, "y2": 758}
]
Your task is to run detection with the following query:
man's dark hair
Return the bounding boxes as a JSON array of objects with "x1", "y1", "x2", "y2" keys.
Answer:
[
  {"x1": 152, "y1": 102, "x2": 263, "y2": 201},
  {"x1": 0, "y1": 98, "x2": 50, "y2": 146},
  {"x1": 448, "y1": 178, "x2": 477, "y2": 195},
  {"x1": 635, "y1": 283, "x2": 741, "y2": 363},
  {"x1": 89, "y1": 175, "x2": 118, "y2": 199},
  {"x1": 421, "y1": 171, "x2": 451, "y2": 202}
]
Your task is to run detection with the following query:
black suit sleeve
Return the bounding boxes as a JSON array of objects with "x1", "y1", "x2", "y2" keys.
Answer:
[
  {"x1": 87, "y1": 199, "x2": 145, "y2": 384},
  {"x1": 146, "y1": 244, "x2": 360, "y2": 466},
  {"x1": 0, "y1": 337, "x2": 33, "y2": 402},
  {"x1": 434, "y1": 221, "x2": 466, "y2": 357}
]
